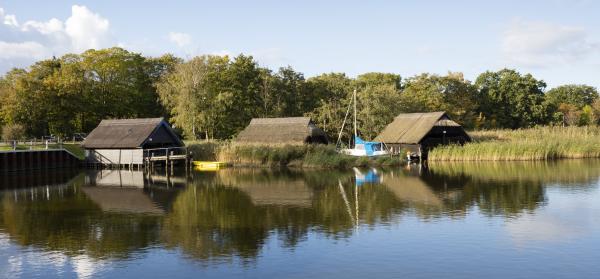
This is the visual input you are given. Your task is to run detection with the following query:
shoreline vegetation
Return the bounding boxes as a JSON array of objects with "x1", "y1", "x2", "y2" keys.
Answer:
[
  {"x1": 187, "y1": 126, "x2": 600, "y2": 167},
  {"x1": 430, "y1": 126, "x2": 600, "y2": 161},
  {"x1": 187, "y1": 141, "x2": 403, "y2": 169},
  {"x1": 5, "y1": 126, "x2": 600, "y2": 168}
]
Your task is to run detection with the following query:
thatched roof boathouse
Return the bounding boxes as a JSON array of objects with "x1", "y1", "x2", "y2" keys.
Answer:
[
  {"x1": 375, "y1": 112, "x2": 470, "y2": 158},
  {"x1": 236, "y1": 117, "x2": 328, "y2": 144},
  {"x1": 83, "y1": 118, "x2": 184, "y2": 166}
]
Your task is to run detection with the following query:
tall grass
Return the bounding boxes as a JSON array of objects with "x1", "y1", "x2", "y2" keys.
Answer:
[
  {"x1": 187, "y1": 141, "x2": 403, "y2": 169},
  {"x1": 430, "y1": 126, "x2": 600, "y2": 161},
  {"x1": 185, "y1": 140, "x2": 222, "y2": 161}
]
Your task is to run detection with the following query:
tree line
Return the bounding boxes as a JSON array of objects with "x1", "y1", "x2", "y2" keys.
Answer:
[{"x1": 1, "y1": 47, "x2": 599, "y2": 141}]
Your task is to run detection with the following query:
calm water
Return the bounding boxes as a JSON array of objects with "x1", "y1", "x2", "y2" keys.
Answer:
[{"x1": 1, "y1": 160, "x2": 600, "y2": 279}]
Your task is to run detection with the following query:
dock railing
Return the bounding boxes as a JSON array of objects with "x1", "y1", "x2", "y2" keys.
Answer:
[
  {"x1": 143, "y1": 147, "x2": 190, "y2": 173},
  {"x1": 0, "y1": 138, "x2": 79, "y2": 151},
  {"x1": 143, "y1": 147, "x2": 188, "y2": 159}
]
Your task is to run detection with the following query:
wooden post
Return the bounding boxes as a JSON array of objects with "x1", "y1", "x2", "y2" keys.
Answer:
[
  {"x1": 166, "y1": 149, "x2": 170, "y2": 172},
  {"x1": 169, "y1": 150, "x2": 174, "y2": 174}
]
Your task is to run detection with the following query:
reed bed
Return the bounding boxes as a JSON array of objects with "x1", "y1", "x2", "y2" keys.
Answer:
[
  {"x1": 187, "y1": 141, "x2": 402, "y2": 169},
  {"x1": 429, "y1": 126, "x2": 600, "y2": 161}
]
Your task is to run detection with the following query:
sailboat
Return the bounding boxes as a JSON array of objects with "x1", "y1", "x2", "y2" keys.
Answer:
[{"x1": 337, "y1": 89, "x2": 389, "y2": 157}]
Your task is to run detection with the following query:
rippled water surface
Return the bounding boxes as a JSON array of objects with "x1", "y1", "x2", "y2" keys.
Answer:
[{"x1": 1, "y1": 160, "x2": 600, "y2": 278}]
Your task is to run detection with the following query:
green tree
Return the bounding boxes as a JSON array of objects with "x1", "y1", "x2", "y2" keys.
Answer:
[
  {"x1": 308, "y1": 72, "x2": 403, "y2": 142},
  {"x1": 355, "y1": 72, "x2": 402, "y2": 90},
  {"x1": 475, "y1": 69, "x2": 549, "y2": 128},
  {"x1": 306, "y1": 73, "x2": 354, "y2": 141},
  {"x1": 0, "y1": 48, "x2": 175, "y2": 138},
  {"x1": 258, "y1": 66, "x2": 312, "y2": 118},
  {"x1": 356, "y1": 83, "x2": 401, "y2": 139},
  {"x1": 157, "y1": 54, "x2": 267, "y2": 139},
  {"x1": 400, "y1": 72, "x2": 479, "y2": 128},
  {"x1": 79, "y1": 48, "x2": 166, "y2": 127},
  {"x1": 546, "y1": 84, "x2": 598, "y2": 109},
  {"x1": 579, "y1": 105, "x2": 594, "y2": 126},
  {"x1": 0, "y1": 69, "x2": 27, "y2": 128},
  {"x1": 546, "y1": 85, "x2": 598, "y2": 126}
]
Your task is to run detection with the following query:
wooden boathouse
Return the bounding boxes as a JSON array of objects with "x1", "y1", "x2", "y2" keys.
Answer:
[
  {"x1": 82, "y1": 118, "x2": 188, "y2": 169},
  {"x1": 374, "y1": 112, "x2": 470, "y2": 159}
]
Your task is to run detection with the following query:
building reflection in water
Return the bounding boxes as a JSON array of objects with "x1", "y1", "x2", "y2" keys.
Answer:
[{"x1": 1, "y1": 160, "x2": 600, "y2": 264}]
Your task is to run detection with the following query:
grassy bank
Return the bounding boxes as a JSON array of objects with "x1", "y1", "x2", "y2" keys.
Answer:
[
  {"x1": 429, "y1": 126, "x2": 600, "y2": 161},
  {"x1": 186, "y1": 141, "x2": 403, "y2": 169}
]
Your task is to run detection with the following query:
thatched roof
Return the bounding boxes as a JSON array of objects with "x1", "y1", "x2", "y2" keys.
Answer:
[
  {"x1": 83, "y1": 118, "x2": 183, "y2": 149},
  {"x1": 82, "y1": 170, "x2": 164, "y2": 214},
  {"x1": 82, "y1": 187, "x2": 164, "y2": 214},
  {"x1": 381, "y1": 173, "x2": 442, "y2": 207},
  {"x1": 236, "y1": 117, "x2": 328, "y2": 144},
  {"x1": 218, "y1": 169, "x2": 313, "y2": 207},
  {"x1": 375, "y1": 112, "x2": 464, "y2": 144}
]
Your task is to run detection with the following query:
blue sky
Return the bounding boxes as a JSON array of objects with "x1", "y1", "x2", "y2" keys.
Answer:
[{"x1": 1, "y1": 0, "x2": 599, "y2": 88}]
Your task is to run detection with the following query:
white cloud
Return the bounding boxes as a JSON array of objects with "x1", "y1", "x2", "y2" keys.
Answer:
[
  {"x1": 65, "y1": 5, "x2": 110, "y2": 51},
  {"x1": 502, "y1": 19, "x2": 599, "y2": 67},
  {"x1": 1, "y1": 8, "x2": 19, "y2": 27},
  {"x1": 22, "y1": 18, "x2": 64, "y2": 35},
  {"x1": 0, "y1": 41, "x2": 48, "y2": 59},
  {"x1": 3, "y1": 14, "x2": 18, "y2": 27},
  {"x1": 0, "y1": 5, "x2": 111, "y2": 73},
  {"x1": 168, "y1": 32, "x2": 192, "y2": 47}
]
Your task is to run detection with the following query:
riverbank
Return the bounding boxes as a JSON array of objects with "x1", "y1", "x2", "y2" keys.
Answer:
[
  {"x1": 429, "y1": 126, "x2": 600, "y2": 161},
  {"x1": 186, "y1": 141, "x2": 403, "y2": 169}
]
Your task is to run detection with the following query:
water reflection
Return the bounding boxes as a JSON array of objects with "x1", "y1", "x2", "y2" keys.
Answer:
[
  {"x1": 1, "y1": 160, "x2": 599, "y2": 270},
  {"x1": 0, "y1": 171, "x2": 163, "y2": 260}
]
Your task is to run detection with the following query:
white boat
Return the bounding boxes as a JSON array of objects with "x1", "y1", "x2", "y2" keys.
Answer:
[
  {"x1": 340, "y1": 136, "x2": 388, "y2": 157},
  {"x1": 337, "y1": 89, "x2": 389, "y2": 157}
]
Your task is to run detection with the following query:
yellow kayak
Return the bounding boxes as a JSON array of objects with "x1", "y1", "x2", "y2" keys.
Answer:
[{"x1": 192, "y1": 161, "x2": 228, "y2": 171}]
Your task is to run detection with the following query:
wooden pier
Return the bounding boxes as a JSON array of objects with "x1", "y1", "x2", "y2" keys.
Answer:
[
  {"x1": 144, "y1": 147, "x2": 190, "y2": 170},
  {"x1": 86, "y1": 147, "x2": 191, "y2": 173}
]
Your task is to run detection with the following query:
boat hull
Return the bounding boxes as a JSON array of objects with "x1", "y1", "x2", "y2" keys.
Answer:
[{"x1": 340, "y1": 149, "x2": 389, "y2": 157}]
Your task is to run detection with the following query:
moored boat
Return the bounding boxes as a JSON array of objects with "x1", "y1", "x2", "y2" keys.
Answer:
[{"x1": 337, "y1": 89, "x2": 389, "y2": 157}]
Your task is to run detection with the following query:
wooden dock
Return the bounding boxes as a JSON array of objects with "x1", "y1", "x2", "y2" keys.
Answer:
[
  {"x1": 144, "y1": 147, "x2": 190, "y2": 172},
  {"x1": 85, "y1": 147, "x2": 191, "y2": 172}
]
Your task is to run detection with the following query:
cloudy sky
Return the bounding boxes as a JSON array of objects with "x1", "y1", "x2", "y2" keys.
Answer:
[{"x1": 1, "y1": 0, "x2": 599, "y2": 88}]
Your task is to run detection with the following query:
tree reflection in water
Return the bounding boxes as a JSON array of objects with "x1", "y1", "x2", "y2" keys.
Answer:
[
  {"x1": 1, "y1": 159, "x2": 600, "y2": 263},
  {"x1": 0, "y1": 172, "x2": 162, "y2": 260}
]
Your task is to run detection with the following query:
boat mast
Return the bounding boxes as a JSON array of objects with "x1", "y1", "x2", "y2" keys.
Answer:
[
  {"x1": 353, "y1": 89, "x2": 357, "y2": 139},
  {"x1": 335, "y1": 94, "x2": 353, "y2": 148}
]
